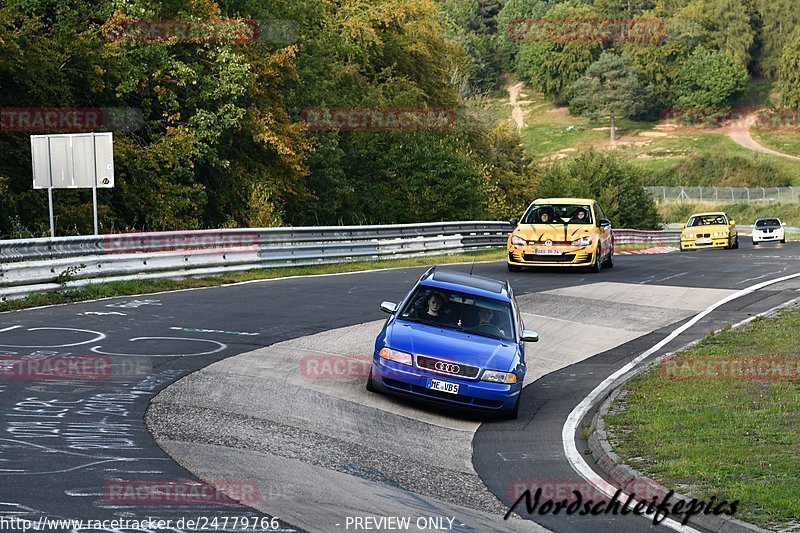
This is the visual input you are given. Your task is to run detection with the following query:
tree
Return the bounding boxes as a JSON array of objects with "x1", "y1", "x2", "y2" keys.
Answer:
[
  {"x1": 672, "y1": 47, "x2": 748, "y2": 110},
  {"x1": 753, "y1": 0, "x2": 800, "y2": 78},
  {"x1": 515, "y1": 4, "x2": 603, "y2": 102},
  {"x1": 670, "y1": 0, "x2": 756, "y2": 68},
  {"x1": 569, "y1": 52, "x2": 648, "y2": 142},
  {"x1": 778, "y1": 27, "x2": 800, "y2": 109}
]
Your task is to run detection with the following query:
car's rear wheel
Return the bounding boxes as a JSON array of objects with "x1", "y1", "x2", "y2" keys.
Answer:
[
  {"x1": 366, "y1": 367, "x2": 376, "y2": 392},
  {"x1": 508, "y1": 263, "x2": 522, "y2": 272}
]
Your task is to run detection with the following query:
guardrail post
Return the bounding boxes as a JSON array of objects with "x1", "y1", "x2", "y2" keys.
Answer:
[
  {"x1": 699, "y1": 187, "x2": 703, "y2": 202},
  {"x1": 714, "y1": 187, "x2": 718, "y2": 201},
  {"x1": 730, "y1": 187, "x2": 734, "y2": 202},
  {"x1": 746, "y1": 188, "x2": 750, "y2": 203},
  {"x1": 778, "y1": 188, "x2": 781, "y2": 203},
  {"x1": 761, "y1": 187, "x2": 765, "y2": 201}
]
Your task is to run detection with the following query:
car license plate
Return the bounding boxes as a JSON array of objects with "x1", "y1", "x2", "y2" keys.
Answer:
[
  {"x1": 427, "y1": 378, "x2": 459, "y2": 395},
  {"x1": 696, "y1": 238, "x2": 712, "y2": 245},
  {"x1": 534, "y1": 249, "x2": 562, "y2": 255}
]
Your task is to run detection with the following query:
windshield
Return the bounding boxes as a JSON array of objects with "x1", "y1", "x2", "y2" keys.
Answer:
[
  {"x1": 398, "y1": 286, "x2": 515, "y2": 341},
  {"x1": 687, "y1": 214, "x2": 727, "y2": 227},
  {"x1": 522, "y1": 204, "x2": 593, "y2": 225},
  {"x1": 756, "y1": 219, "x2": 780, "y2": 227}
]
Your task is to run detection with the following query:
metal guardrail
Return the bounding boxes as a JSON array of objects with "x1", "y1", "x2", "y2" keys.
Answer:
[
  {"x1": 0, "y1": 223, "x2": 684, "y2": 302},
  {"x1": 645, "y1": 186, "x2": 799, "y2": 204}
]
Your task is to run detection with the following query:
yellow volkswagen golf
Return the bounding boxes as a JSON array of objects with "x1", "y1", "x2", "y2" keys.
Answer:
[
  {"x1": 679, "y1": 212, "x2": 738, "y2": 251},
  {"x1": 507, "y1": 198, "x2": 614, "y2": 272}
]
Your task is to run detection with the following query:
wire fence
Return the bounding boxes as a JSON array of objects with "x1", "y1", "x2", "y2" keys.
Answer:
[{"x1": 645, "y1": 186, "x2": 799, "y2": 204}]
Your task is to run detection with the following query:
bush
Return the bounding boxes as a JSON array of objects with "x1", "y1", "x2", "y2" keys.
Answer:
[
  {"x1": 672, "y1": 48, "x2": 748, "y2": 110},
  {"x1": 536, "y1": 150, "x2": 661, "y2": 229}
]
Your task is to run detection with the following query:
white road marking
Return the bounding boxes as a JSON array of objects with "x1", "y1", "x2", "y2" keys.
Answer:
[
  {"x1": 653, "y1": 271, "x2": 688, "y2": 284},
  {"x1": 737, "y1": 268, "x2": 787, "y2": 284},
  {"x1": 91, "y1": 337, "x2": 227, "y2": 357},
  {"x1": 562, "y1": 271, "x2": 800, "y2": 533},
  {"x1": 81, "y1": 311, "x2": 127, "y2": 316},
  {"x1": 0, "y1": 327, "x2": 106, "y2": 348}
]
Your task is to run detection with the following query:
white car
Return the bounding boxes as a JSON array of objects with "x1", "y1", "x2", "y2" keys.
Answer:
[{"x1": 752, "y1": 218, "x2": 786, "y2": 245}]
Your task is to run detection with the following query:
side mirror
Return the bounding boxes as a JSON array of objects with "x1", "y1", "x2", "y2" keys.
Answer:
[
  {"x1": 509, "y1": 217, "x2": 520, "y2": 226},
  {"x1": 521, "y1": 330, "x2": 539, "y2": 342},
  {"x1": 680, "y1": 223, "x2": 686, "y2": 229},
  {"x1": 783, "y1": 222, "x2": 787, "y2": 226},
  {"x1": 730, "y1": 220, "x2": 736, "y2": 226},
  {"x1": 599, "y1": 219, "x2": 611, "y2": 228},
  {"x1": 380, "y1": 301, "x2": 398, "y2": 314}
]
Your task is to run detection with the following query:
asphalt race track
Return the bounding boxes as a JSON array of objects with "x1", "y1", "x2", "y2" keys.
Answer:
[{"x1": 1, "y1": 241, "x2": 799, "y2": 533}]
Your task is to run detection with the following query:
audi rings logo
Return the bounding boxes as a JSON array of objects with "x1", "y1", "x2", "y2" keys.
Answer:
[{"x1": 435, "y1": 361, "x2": 460, "y2": 374}]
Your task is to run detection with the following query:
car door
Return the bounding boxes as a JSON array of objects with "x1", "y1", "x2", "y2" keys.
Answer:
[{"x1": 594, "y1": 203, "x2": 613, "y2": 258}]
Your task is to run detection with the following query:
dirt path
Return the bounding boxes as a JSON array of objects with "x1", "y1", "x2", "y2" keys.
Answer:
[
  {"x1": 728, "y1": 112, "x2": 800, "y2": 161},
  {"x1": 508, "y1": 81, "x2": 524, "y2": 130}
]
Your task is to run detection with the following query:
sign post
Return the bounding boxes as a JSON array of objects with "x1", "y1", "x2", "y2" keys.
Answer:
[{"x1": 31, "y1": 132, "x2": 114, "y2": 237}]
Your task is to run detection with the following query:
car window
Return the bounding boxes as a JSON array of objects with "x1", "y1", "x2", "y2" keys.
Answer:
[
  {"x1": 521, "y1": 204, "x2": 593, "y2": 225},
  {"x1": 756, "y1": 219, "x2": 780, "y2": 227},
  {"x1": 688, "y1": 215, "x2": 727, "y2": 227},
  {"x1": 398, "y1": 286, "x2": 515, "y2": 341}
]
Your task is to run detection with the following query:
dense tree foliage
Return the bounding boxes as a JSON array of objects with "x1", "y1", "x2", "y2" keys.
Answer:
[
  {"x1": 1, "y1": 0, "x2": 800, "y2": 237},
  {"x1": 671, "y1": 47, "x2": 748, "y2": 110},
  {"x1": 777, "y1": 27, "x2": 800, "y2": 110}
]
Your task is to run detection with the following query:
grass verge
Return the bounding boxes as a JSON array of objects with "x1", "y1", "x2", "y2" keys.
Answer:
[{"x1": 604, "y1": 306, "x2": 800, "y2": 529}]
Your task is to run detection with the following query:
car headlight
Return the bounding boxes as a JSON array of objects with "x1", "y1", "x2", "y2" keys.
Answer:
[
  {"x1": 379, "y1": 347, "x2": 413, "y2": 366},
  {"x1": 681, "y1": 233, "x2": 693, "y2": 240},
  {"x1": 713, "y1": 232, "x2": 728, "y2": 237},
  {"x1": 482, "y1": 370, "x2": 518, "y2": 384},
  {"x1": 511, "y1": 235, "x2": 527, "y2": 246},
  {"x1": 570, "y1": 235, "x2": 593, "y2": 246}
]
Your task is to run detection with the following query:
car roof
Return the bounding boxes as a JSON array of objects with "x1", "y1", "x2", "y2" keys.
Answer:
[
  {"x1": 689, "y1": 212, "x2": 728, "y2": 217},
  {"x1": 755, "y1": 217, "x2": 780, "y2": 221},
  {"x1": 420, "y1": 268, "x2": 511, "y2": 300},
  {"x1": 533, "y1": 198, "x2": 596, "y2": 205}
]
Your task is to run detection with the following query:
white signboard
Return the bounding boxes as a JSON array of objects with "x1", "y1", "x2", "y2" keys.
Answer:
[{"x1": 31, "y1": 132, "x2": 114, "y2": 189}]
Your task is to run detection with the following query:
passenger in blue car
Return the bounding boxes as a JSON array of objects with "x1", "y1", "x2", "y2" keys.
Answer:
[{"x1": 421, "y1": 292, "x2": 453, "y2": 325}]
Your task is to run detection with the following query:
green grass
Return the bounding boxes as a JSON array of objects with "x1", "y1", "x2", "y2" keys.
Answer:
[
  {"x1": 0, "y1": 249, "x2": 507, "y2": 313},
  {"x1": 751, "y1": 131, "x2": 800, "y2": 159},
  {"x1": 658, "y1": 201, "x2": 800, "y2": 227},
  {"x1": 605, "y1": 308, "x2": 800, "y2": 529},
  {"x1": 494, "y1": 81, "x2": 800, "y2": 182}
]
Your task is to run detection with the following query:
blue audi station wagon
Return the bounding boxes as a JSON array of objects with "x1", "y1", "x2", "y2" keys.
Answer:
[{"x1": 367, "y1": 267, "x2": 538, "y2": 419}]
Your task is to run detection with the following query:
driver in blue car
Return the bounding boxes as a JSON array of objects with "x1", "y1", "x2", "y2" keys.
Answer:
[{"x1": 476, "y1": 307, "x2": 505, "y2": 337}]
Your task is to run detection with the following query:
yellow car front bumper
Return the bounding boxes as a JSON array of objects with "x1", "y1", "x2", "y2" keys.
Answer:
[
  {"x1": 680, "y1": 237, "x2": 730, "y2": 250},
  {"x1": 507, "y1": 246, "x2": 596, "y2": 267}
]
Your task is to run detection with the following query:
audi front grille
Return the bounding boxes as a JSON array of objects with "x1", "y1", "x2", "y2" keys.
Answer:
[{"x1": 415, "y1": 355, "x2": 480, "y2": 378}]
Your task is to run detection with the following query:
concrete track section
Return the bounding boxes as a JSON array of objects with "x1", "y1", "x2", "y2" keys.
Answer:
[{"x1": 147, "y1": 282, "x2": 739, "y2": 532}]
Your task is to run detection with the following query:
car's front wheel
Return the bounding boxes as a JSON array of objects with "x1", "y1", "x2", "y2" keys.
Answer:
[
  {"x1": 753, "y1": 240, "x2": 759, "y2": 246},
  {"x1": 366, "y1": 367, "x2": 376, "y2": 392},
  {"x1": 732, "y1": 236, "x2": 739, "y2": 249},
  {"x1": 588, "y1": 247, "x2": 603, "y2": 273},
  {"x1": 500, "y1": 394, "x2": 521, "y2": 420},
  {"x1": 601, "y1": 248, "x2": 614, "y2": 268}
]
